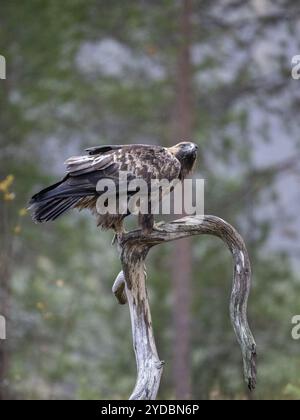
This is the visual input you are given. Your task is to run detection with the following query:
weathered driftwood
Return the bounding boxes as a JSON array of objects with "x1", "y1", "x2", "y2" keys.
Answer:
[{"x1": 112, "y1": 215, "x2": 256, "y2": 400}]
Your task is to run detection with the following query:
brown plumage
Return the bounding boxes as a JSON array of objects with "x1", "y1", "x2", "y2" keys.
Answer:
[{"x1": 29, "y1": 142, "x2": 198, "y2": 233}]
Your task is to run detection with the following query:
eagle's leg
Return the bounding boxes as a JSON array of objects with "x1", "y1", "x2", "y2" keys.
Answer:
[
  {"x1": 139, "y1": 213, "x2": 154, "y2": 235},
  {"x1": 111, "y1": 218, "x2": 126, "y2": 245}
]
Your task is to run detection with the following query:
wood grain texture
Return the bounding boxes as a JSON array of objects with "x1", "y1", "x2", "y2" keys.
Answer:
[{"x1": 113, "y1": 215, "x2": 257, "y2": 400}]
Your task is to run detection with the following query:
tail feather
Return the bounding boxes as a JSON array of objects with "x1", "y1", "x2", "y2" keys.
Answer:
[
  {"x1": 29, "y1": 176, "x2": 95, "y2": 223},
  {"x1": 30, "y1": 177, "x2": 68, "y2": 202},
  {"x1": 47, "y1": 197, "x2": 80, "y2": 221},
  {"x1": 29, "y1": 197, "x2": 79, "y2": 223}
]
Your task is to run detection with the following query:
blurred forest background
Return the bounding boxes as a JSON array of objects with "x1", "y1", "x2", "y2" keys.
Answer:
[{"x1": 1, "y1": 0, "x2": 300, "y2": 400}]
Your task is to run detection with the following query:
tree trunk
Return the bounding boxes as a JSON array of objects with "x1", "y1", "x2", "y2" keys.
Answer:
[{"x1": 170, "y1": 0, "x2": 194, "y2": 400}]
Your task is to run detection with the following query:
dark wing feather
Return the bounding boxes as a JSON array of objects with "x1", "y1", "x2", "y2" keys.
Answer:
[
  {"x1": 65, "y1": 154, "x2": 116, "y2": 176},
  {"x1": 85, "y1": 144, "x2": 123, "y2": 155}
]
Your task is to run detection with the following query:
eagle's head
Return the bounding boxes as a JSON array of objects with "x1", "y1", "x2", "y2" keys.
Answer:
[{"x1": 168, "y1": 142, "x2": 198, "y2": 179}]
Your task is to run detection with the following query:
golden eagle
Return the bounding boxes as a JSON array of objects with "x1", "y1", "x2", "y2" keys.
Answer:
[{"x1": 29, "y1": 142, "x2": 198, "y2": 233}]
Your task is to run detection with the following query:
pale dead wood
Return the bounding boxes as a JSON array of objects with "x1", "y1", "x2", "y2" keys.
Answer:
[
  {"x1": 112, "y1": 271, "x2": 127, "y2": 305},
  {"x1": 113, "y1": 215, "x2": 256, "y2": 400}
]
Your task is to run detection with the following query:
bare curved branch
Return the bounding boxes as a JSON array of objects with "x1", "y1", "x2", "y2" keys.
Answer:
[{"x1": 114, "y1": 214, "x2": 257, "y2": 400}]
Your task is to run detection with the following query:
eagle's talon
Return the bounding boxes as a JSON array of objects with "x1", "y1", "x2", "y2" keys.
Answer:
[{"x1": 153, "y1": 222, "x2": 166, "y2": 232}]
